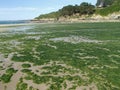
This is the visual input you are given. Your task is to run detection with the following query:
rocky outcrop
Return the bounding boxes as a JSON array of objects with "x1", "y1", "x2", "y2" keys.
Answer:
[
  {"x1": 96, "y1": 0, "x2": 104, "y2": 7},
  {"x1": 92, "y1": 12, "x2": 120, "y2": 20},
  {"x1": 31, "y1": 12, "x2": 120, "y2": 23},
  {"x1": 96, "y1": 0, "x2": 114, "y2": 7}
]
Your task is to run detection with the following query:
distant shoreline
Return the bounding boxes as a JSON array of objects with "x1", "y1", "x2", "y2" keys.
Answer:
[
  {"x1": 0, "y1": 19, "x2": 120, "y2": 27},
  {"x1": 0, "y1": 23, "x2": 33, "y2": 27},
  {"x1": 0, "y1": 20, "x2": 30, "y2": 24},
  {"x1": 31, "y1": 18, "x2": 120, "y2": 23}
]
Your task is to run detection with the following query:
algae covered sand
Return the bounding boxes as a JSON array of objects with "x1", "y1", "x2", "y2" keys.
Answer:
[{"x1": 0, "y1": 22, "x2": 120, "y2": 90}]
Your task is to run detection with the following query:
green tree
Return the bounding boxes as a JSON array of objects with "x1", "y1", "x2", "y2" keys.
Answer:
[
  {"x1": 59, "y1": 5, "x2": 75, "y2": 16},
  {"x1": 79, "y1": 2, "x2": 95, "y2": 15}
]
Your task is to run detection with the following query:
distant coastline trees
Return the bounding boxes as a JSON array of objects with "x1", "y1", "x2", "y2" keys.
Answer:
[
  {"x1": 59, "y1": 2, "x2": 95, "y2": 17},
  {"x1": 35, "y1": 2, "x2": 95, "y2": 19}
]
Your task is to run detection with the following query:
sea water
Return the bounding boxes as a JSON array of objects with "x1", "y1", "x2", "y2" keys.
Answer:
[{"x1": 0, "y1": 20, "x2": 28, "y2": 25}]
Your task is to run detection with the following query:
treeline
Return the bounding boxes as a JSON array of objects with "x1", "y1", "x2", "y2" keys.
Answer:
[
  {"x1": 35, "y1": 2, "x2": 95, "y2": 19},
  {"x1": 59, "y1": 2, "x2": 95, "y2": 17}
]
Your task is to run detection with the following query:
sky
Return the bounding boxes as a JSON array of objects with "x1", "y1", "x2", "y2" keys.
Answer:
[{"x1": 0, "y1": 0, "x2": 97, "y2": 20}]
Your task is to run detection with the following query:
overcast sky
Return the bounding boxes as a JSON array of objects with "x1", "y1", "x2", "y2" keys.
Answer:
[{"x1": 0, "y1": 0, "x2": 96, "y2": 20}]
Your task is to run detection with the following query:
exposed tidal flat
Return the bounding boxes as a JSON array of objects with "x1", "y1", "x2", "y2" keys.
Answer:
[{"x1": 0, "y1": 22, "x2": 120, "y2": 90}]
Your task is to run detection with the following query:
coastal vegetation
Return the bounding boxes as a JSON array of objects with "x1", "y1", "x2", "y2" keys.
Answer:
[
  {"x1": 0, "y1": 22, "x2": 120, "y2": 90},
  {"x1": 0, "y1": 0, "x2": 120, "y2": 90},
  {"x1": 0, "y1": 68, "x2": 17, "y2": 83},
  {"x1": 35, "y1": 0, "x2": 120, "y2": 19},
  {"x1": 35, "y1": 2, "x2": 95, "y2": 19},
  {"x1": 22, "y1": 64, "x2": 31, "y2": 68}
]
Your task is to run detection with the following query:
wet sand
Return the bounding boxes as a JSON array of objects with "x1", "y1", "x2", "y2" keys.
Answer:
[{"x1": 0, "y1": 23, "x2": 35, "y2": 32}]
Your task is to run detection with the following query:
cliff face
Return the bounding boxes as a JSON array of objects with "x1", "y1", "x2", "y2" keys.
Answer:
[
  {"x1": 96, "y1": 0, "x2": 114, "y2": 7},
  {"x1": 96, "y1": 0, "x2": 104, "y2": 7}
]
